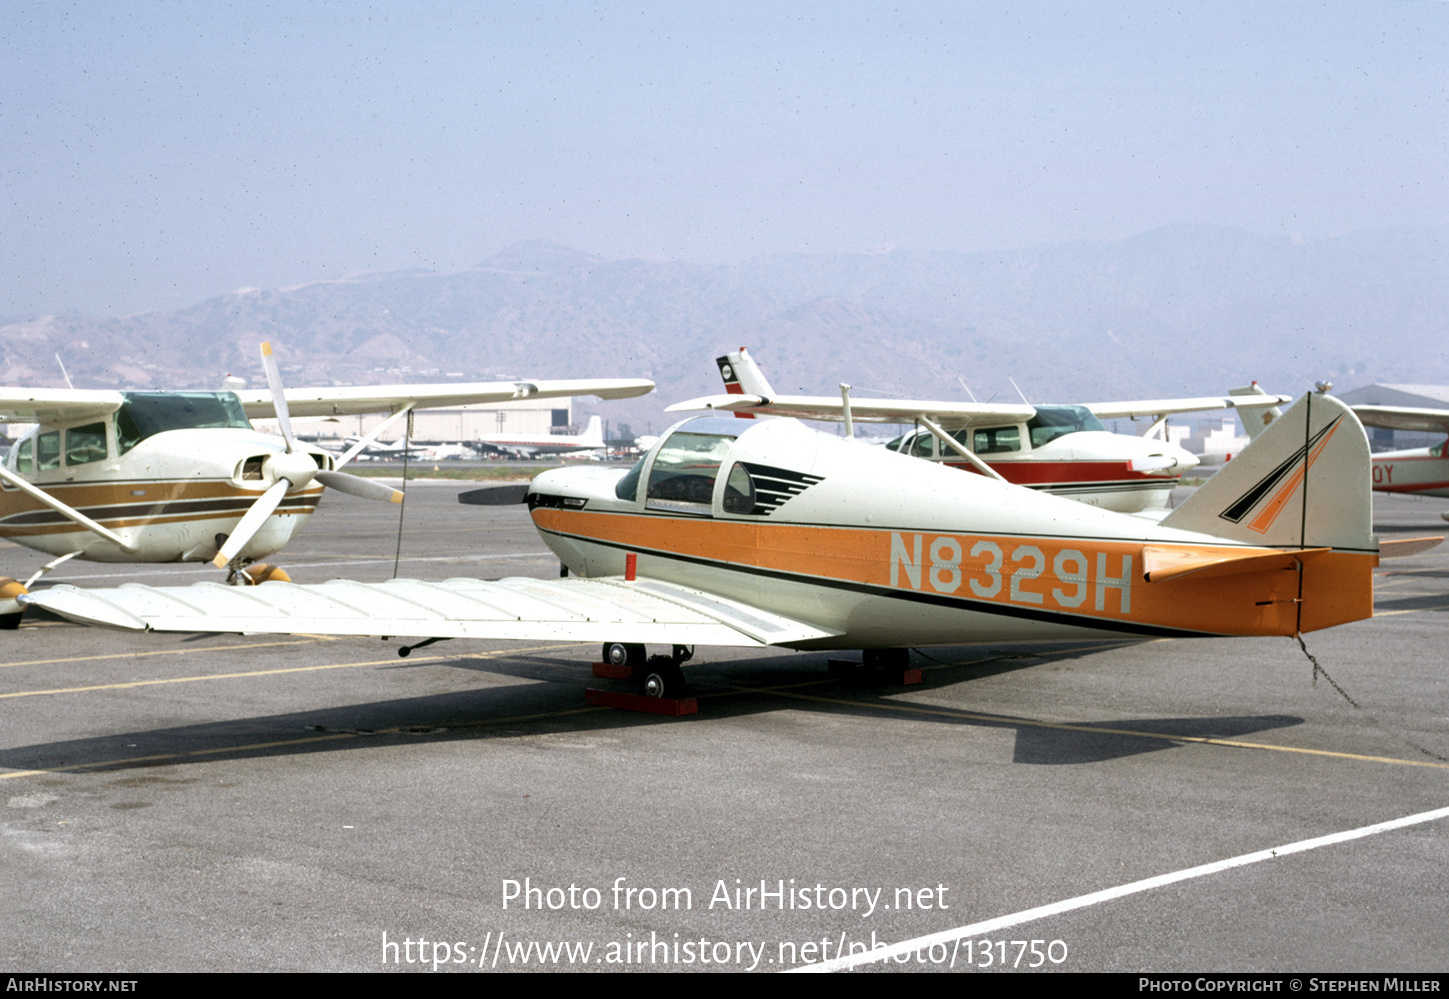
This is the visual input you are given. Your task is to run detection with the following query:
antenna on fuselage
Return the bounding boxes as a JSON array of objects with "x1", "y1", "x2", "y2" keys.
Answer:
[
  {"x1": 1008, "y1": 377, "x2": 1030, "y2": 405},
  {"x1": 956, "y1": 376, "x2": 979, "y2": 403},
  {"x1": 55, "y1": 354, "x2": 73, "y2": 390}
]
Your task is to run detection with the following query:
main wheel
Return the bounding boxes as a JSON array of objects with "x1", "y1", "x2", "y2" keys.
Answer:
[
  {"x1": 603, "y1": 642, "x2": 647, "y2": 668},
  {"x1": 638, "y1": 658, "x2": 686, "y2": 699}
]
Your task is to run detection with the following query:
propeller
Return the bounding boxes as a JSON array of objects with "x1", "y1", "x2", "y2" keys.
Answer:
[{"x1": 213, "y1": 342, "x2": 404, "y2": 571}]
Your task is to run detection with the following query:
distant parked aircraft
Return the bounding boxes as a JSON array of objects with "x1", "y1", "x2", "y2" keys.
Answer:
[
  {"x1": 474, "y1": 415, "x2": 608, "y2": 459},
  {"x1": 668, "y1": 348, "x2": 1289, "y2": 517}
]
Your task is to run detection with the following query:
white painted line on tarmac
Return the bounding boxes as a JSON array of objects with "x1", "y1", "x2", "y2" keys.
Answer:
[{"x1": 792, "y1": 803, "x2": 1449, "y2": 972}]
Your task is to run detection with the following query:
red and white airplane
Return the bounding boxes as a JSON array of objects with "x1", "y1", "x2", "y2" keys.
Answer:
[
  {"x1": 24, "y1": 390, "x2": 1378, "y2": 701},
  {"x1": 667, "y1": 349, "x2": 1290, "y2": 518},
  {"x1": 1349, "y1": 405, "x2": 1449, "y2": 520}
]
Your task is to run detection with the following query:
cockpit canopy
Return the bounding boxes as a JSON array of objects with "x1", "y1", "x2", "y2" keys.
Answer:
[
  {"x1": 614, "y1": 417, "x2": 754, "y2": 513},
  {"x1": 115, "y1": 392, "x2": 253, "y2": 453},
  {"x1": 7, "y1": 391, "x2": 256, "y2": 474}
]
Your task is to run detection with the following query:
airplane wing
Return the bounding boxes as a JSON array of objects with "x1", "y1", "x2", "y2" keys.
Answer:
[
  {"x1": 233, "y1": 378, "x2": 655, "y2": 418},
  {"x1": 668, "y1": 392, "x2": 1292, "y2": 427},
  {"x1": 0, "y1": 388, "x2": 125, "y2": 423},
  {"x1": 666, "y1": 393, "x2": 1036, "y2": 427},
  {"x1": 1084, "y1": 394, "x2": 1293, "y2": 420},
  {"x1": 1350, "y1": 405, "x2": 1449, "y2": 435},
  {"x1": 22, "y1": 576, "x2": 841, "y2": 648}
]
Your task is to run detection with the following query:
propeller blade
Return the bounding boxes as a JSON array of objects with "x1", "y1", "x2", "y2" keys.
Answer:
[
  {"x1": 259, "y1": 341, "x2": 297, "y2": 452},
  {"x1": 457, "y1": 483, "x2": 531, "y2": 506},
  {"x1": 315, "y1": 470, "x2": 404, "y2": 504},
  {"x1": 212, "y1": 479, "x2": 291, "y2": 568}
]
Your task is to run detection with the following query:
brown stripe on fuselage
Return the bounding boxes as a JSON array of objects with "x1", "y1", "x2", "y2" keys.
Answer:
[{"x1": 0, "y1": 480, "x2": 323, "y2": 538}]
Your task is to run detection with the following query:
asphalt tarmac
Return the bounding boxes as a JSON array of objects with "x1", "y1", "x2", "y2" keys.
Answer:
[{"x1": 3, "y1": 484, "x2": 1447, "y2": 973}]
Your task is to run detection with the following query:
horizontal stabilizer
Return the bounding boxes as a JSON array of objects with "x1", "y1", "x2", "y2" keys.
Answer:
[
  {"x1": 1142, "y1": 545, "x2": 1330, "y2": 583},
  {"x1": 1379, "y1": 536, "x2": 1444, "y2": 559}
]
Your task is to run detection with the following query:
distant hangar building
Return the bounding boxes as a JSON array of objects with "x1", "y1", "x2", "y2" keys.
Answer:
[{"x1": 1338, "y1": 384, "x2": 1449, "y2": 450}]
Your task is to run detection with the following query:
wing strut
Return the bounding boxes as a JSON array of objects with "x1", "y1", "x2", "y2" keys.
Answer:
[
  {"x1": 917, "y1": 416, "x2": 1008, "y2": 482},
  {"x1": 334, "y1": 403, "x2": 416, "y2": 470},
  {"x1": 0, "y1": 465, "x2": 139, "y2": 551}
]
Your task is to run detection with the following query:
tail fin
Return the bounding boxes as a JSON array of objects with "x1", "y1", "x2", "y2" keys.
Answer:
[
  {"x1": 1163, "y1": 392, "x2": 1374, "y2": 554},
  {"x1": 717, "y1": 348, "x2": 777, "y2": 397},
  {"x1": 581, "y1": 415, "x2": 604, "y2": 446},
  {"x1": 1229, "y1": 381, "x2": 1284, "y2": 442}
]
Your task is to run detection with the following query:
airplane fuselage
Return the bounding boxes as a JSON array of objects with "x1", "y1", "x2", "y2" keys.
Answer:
[
  {"x1": 1369, "y1": 442, "x2": 1449, "y2": 498},
  {"x1": 0, "y1": 425, "x2": 326, "y2": 563},
  {"x1": 527, "y1": 418, "x2": 1372, "y2": 649},
  {"x1": 892, "y1": 427, "x2": 1197, "y2": 515}
]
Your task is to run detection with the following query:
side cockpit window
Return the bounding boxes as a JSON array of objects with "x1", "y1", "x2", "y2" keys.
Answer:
[
  {"x1": 65, "y1": 423, "x2": 109, "y2": 465},
  {"x1": 36, "y1": 432, "x2": 60, "y2": 471},
  {"x1": 615, "y1": 457, "x2": 644, "y2": 501},
  {"x1": 973, "y1": 425, "x2": 1022, "y2": 454},
  {"x1": 722, "y1": 463, "x2": 755, "y2": 514},
  {"x1": 646, "y1": 432, "x2": 735, "y2": 513}
]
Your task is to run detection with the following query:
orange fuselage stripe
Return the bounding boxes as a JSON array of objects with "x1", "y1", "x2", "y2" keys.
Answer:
[{"x1": 532, "y1": 508, "x2": 1375, "y2": 637}]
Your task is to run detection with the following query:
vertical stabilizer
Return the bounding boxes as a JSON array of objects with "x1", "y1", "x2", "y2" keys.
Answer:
[
  {"x1": 1163, "y1": 392, "x2": 1374, "y2": 554},
  {"x1": 1230, "y1": 381, "x2": 1285, "y2": 441},
  {"x1": 581, "y1": 415, "x2": 604, "y2": 446},
  {"x1": 717, "y1": 347, "x2": 777, "y2": 397}
]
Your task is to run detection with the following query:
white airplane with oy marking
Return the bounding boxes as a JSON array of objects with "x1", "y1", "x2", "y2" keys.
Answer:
[
  {"x1": 0, "y1": 343, "x2": 653, "y2": 623},
  {"x1": 1347, "y1": 405, "x2": 1449, "y2": 521},
  {"x1": 669, "y1": 348, "x2": 1291, "y2": 518},
  {"x1": 26, "y1": 391, "x2": 1378, "y2": 703}
]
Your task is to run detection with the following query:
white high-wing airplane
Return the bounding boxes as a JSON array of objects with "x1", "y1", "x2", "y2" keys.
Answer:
[
  {"x1": 1348, "y1": 405, "x2": 1449, "y2": 520},
  {"x1": 667, "y1": 349, "x2": 1291, "y2": 517},
  {"x1": 26, "y1": 391, "x2": 1377, "y2": 701},
  {"x1": 0, "y1": 343, "x2": 652, "y2": 621},
  {"x1": 473, "y1": 415, "x2": 608, "y2": 459}
]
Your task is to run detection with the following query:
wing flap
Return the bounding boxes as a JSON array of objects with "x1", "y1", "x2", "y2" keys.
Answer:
[{"x1": 21, "y1": 576, "x2": 839, "y2": 648}]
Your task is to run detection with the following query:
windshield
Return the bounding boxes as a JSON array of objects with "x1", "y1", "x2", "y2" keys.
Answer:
[
  {"x1": 646, "y1": 431, "x2": 737, "y2": 509},
  {"x1": 116, "y1": 392, "x2": 252, "y2": 453},
  {"x1": 1027, "y1": 406, "x2": 1105, "y2": 447}
]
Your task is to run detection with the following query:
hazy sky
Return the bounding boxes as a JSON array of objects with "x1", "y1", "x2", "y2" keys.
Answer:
[{"x1": 2, "y1": 1, "x2": 1445, "y2": 317}]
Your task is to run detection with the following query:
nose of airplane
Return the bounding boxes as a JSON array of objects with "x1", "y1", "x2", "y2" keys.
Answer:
[{"x1": 265, "y1": 449, "x2": 319, "y2": 490}]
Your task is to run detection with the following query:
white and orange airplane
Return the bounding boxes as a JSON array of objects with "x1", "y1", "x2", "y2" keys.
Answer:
[
  {"x1": 0, "y1": 343, "x2": 653, "y2": 621},
  {"x1": 667, "y1": 348, "x2": 1290, "y2": 517},
  {"x1": 25, "y1": 390, "x2": 1379, "y2": 700}
]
